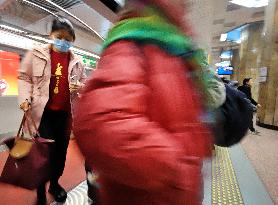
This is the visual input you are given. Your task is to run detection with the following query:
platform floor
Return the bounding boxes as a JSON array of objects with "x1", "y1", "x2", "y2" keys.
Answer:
[{"x1": 1, "y1": 126, "x2": 277, "y2": 205}]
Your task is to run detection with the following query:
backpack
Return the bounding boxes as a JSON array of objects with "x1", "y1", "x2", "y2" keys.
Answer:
[{"x1": 212, "y1": 84, "x2": 253, "y2": 147}]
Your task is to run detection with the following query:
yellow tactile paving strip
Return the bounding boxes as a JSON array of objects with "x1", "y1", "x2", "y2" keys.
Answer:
[{"x1": 212, "y1": 146, "x2": 244, "y2": 205}]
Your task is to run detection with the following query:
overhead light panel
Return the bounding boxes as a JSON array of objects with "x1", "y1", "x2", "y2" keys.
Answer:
[
  {"x1": 0, "y1": 24, "x2": 100, "y2": 59},
  {"x1": 220, "y1": 33, "x2": 227, "y2": 42},
  {"x1": 0, "y1": 25, "x2": 26, "y2": 34},
  {"x1": 215, "y1": 61, "x2": 231, "y2": 67},
  {"x1": 0, "y1": 30, "x2": 40, "y2": 50},
  {"x1": 0, "y1": 30, "x2": 100, "y2": 59},
  {"x1": 115, "y1": 0, "x2": 125, "y2": 7},
  {"x1": 220, "y1": 50, "x2": 233, "y2": 59},
  {"x1": 230, "y1": 0, "x2": 269, "y2": 8},
  {"x1": 26, "y1": 35, "x2": 53, "y2": 44},
  {"x1": 71, "y1": 47, "x2": 100, "y2": 59}
]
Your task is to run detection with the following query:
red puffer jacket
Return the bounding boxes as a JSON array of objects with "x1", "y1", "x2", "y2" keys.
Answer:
[{"x1": 74, "y1": 40, "x2": 212, "y2": 205}]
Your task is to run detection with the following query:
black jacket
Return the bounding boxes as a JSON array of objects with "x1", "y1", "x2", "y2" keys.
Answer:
[{"x1": 238, "y1": 85, "x2": 258, "y2": 106}]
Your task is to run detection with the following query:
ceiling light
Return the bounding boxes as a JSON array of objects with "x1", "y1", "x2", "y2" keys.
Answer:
[
  {"x1": 215, "y1": 61, "x2": 231, "y2": 67},
  {"x1": 0, "y1": 30, "x2": 40, "y2": 50},
  {"x1": 251, "y1": 48, "x2": 257, "y2": 53},
  {"x1": 0, "y1": 25, "x2": 100, "y2": 59},
  {"x1": 115, "y1": 0, "x2": 125, "y2": 7},
  {"x1": 0, "y1": 25, "x2": 26, "y2": 34},
  {"x1": 71, "y1": 47, "x2": 100, "y2": 59},
  {"x1": 230, "y1": 0, "x2": 269, "y2": 8},
  {"x1": 220, "y1": 50, "x2": 233, "y2": 59},
  {"x1": 220, "y1": 34, "x2": 227, "y2": 42},
  {"x1": 0, "y1": 30, "x2": 100, "y2": 59},
  {"x1": 26, "y1": 35, "x2": 53, "y2": 44}
]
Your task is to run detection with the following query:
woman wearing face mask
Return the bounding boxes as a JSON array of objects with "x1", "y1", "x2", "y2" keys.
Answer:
[{"x1": 18, "y1": 17, "x2": 86, "y2": 205}]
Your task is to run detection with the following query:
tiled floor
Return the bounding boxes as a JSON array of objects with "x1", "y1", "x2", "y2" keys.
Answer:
[
  {"x1": 229, "y1": 144, "x2": 275, "y2": 205},
  {"x1": 241, "y1": 127, "x2": 278, "y2": 205},
  {"x1": 0, "y1": 140, "x2": 86, "y2": 205},
  {"x1": 212, "y1": 146, "x2": 244, "y2": 205},
  {"x1": 50, "y1": 181, "x2": 92, "y2": 205},
  {"x1": 1, "y1": 128, "x2": 277, "y2": 205},
  {"x1": 52, "y1": 144, "x2": 275, "y2": 205}
]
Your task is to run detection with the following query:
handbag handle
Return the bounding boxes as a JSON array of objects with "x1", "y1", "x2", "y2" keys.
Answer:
[
  {"x1": 16, "y1": 111, "x2": 54, "y2": 144},
  {"x1": 15, "y1": 113, "x2": 35, "y2": 141},
  {"x1": 24, "y1": 111, "x2": 40, "y2": 137},
  {"x1": 16, "y1": 114, "x2": 27, "y2": 139},
  {"x1": 16, "y1": 111, "x2": 38, "y2": 141}
]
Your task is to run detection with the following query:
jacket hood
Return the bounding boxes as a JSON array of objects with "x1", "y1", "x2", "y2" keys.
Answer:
[{"x1": 121, "y1": 0, "x2": 191, "y2": 35}]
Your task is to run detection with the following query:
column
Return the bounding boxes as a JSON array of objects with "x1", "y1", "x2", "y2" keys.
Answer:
[
  {"x1": 257, "y1": 0, "x2": 278, "y2": 128},
  {"x1": 231, "y1": 22, "x2": 264, "y2": 101}
]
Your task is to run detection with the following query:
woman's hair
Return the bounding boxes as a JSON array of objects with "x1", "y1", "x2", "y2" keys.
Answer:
[
  {"x1": 51, "y1": 17, "x2": 76, "y2": 41},
  {"x1": 243, "y1": 78, "x2": 252, "y2": 85}
]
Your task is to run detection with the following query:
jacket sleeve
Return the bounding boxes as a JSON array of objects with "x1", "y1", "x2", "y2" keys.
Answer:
[
  {"x1": 250, "y1": 97, "x2": 258, "y2": 106},
  {"x1": 74, "y1": 42, "x2": 200, "y2": 192},
  {"x1": 18, "y1": 51, "x2": 34, "y2": 105},
  {"x1": 246, "y1": 87, "x2": 258, "y2": 106},
  {"x1": 78, "y1": 62, "x2": 87, "y2": 84},
  {"x1": 238, "y1": 86, "x2": 257, "y2": 106},
  {"x1": 200, "y1": 68, "x2": 226, "y2": 109}
]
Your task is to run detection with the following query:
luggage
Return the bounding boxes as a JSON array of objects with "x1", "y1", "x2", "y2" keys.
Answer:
[{"x1": 0, "y1": 111, "x2": 53, "y2": 190}]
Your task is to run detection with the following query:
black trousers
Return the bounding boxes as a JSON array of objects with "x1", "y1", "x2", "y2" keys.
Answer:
[
  {"x1": 249, "y1": 118, "x2": 255, "y2": 132},
  {"x1": 39, "y1": 109, "x2": 72, "y2": 182}
]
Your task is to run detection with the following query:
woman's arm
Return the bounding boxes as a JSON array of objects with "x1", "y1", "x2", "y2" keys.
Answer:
[{"x1": 18, "y1": 51, "x2": 34, "y2": 107}]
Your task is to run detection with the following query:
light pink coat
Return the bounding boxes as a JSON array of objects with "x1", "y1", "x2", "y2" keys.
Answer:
[{"x1": 18, "y1": 45, "x2": 86, "y2": 129}]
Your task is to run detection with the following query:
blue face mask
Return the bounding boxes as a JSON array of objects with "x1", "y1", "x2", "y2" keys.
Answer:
[{"x1": 53, "y1": 39, "x2": 72, "y2": 53}]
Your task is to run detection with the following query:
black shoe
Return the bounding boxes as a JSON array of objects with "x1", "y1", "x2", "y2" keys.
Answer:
[
  {"x1": 251, "y1": 130, "x2": 260, "y2": 135},
  {"x1": 48, "y1": 183, "x2": 67, "y2": 203}
]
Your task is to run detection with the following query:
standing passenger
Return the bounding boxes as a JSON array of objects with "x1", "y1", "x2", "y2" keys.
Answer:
[
  {"x1": 238, "y1": 78, "x2": 261, "y2": 134},
  {"x1": 18, "y1": 17, "x2": 86, "y2": 205},
  {"x1": 74, "y1": 1, "x2": 213, "y2": 205}
]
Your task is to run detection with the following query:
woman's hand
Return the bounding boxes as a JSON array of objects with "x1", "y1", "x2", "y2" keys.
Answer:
[
  {"x1": 20, "y1": 100, "x2": 30, "y2": 112},
  {"x1": 69, "y1": 81, "x2": 84, "y2": 93}
]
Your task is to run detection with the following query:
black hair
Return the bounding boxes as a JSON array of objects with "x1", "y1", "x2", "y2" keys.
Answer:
[
  {"x1": 51, "y1": 17, "x2": 75, "y2": 41},
  {"x1": 243, "y1": 78, "x2": 252, "y2": 85}
]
